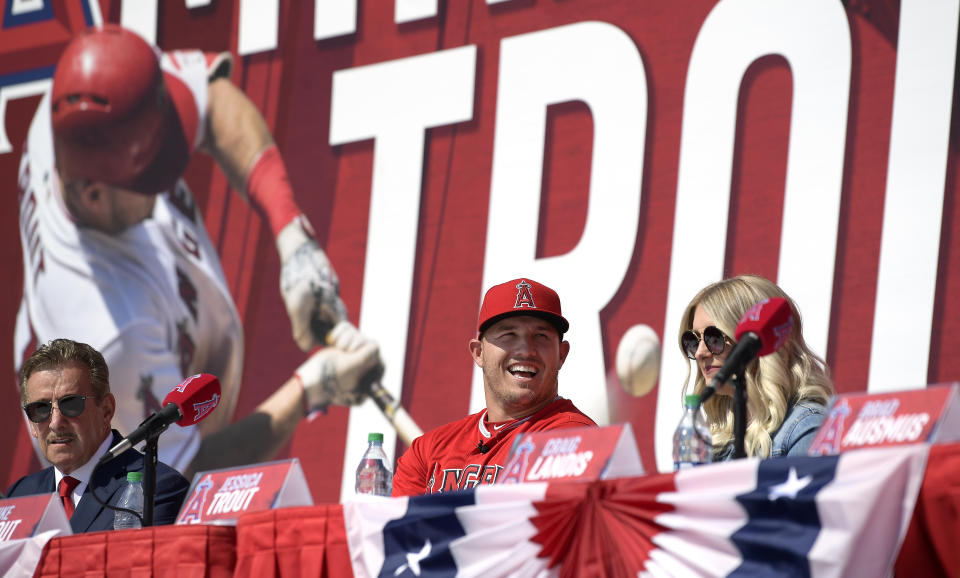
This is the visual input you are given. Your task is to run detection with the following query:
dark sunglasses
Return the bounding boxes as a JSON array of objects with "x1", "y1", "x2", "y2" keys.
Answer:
[
  {"x1": 680, "y1": 326, "x2": 730, "y2": 359},
  {"x1": 23, "y1": 394, "x2": 94, "y2": 423}
]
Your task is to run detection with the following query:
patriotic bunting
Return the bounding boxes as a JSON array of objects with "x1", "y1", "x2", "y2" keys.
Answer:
[{"x1": 344, "y1": 445, "x2": 926, "y2": 577}]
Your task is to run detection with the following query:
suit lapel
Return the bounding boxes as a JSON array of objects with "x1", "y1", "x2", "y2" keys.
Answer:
[
  {"x1": 71, "y1": 470, "x2": 125, "y2": 533},
  {"x1": 71, "y1": 431, "x2": 135, "y2": 533},
  {"x1": 37, "y1": 469, "x2": 55, "y2": 495},
  {"x1": 10, "y1": 467, "x2": 55, "y2": 496}
]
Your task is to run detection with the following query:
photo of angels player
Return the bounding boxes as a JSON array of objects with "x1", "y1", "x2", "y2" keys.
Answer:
[{"x1": 15, "y1": 24, "x2": 381, "y2": 478}]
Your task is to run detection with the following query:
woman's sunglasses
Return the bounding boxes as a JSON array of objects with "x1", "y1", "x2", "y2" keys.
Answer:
[
  {"x1": 22, "y1": 394, "x2": 94, "y2": 423},
  {"x1": 680, "y1": 326, "x2": 730, "y2": 359}
]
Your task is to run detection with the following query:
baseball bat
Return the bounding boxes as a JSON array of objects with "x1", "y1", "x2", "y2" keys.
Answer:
[{"x1": 368, "y1": 381, "x2": 424, "y2": 446}]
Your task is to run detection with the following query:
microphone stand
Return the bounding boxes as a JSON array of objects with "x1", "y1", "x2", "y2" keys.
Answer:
[
  {"x1": 732, "y1": 372, "x2": 747, "y2": 459},
  {"x1": 143, "y1": 433, "x2": 159, "y2": 527}
]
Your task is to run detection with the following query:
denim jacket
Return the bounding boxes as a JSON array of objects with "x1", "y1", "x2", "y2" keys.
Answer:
[
  {"x1": 770, "y1": 400, "x2": 828, "y2": 457},
  {"x1": 715, "y1": 400, "x2": 828, "y2": 461}
]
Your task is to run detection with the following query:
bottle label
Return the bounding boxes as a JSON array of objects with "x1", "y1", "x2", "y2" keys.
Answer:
[{"x1": 356, "y1": 459, "x2": 392, "y2": 496}]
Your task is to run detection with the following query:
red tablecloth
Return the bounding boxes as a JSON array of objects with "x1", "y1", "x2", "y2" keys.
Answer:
[
  {"x1": 33, "y1": 524, "x2": 236, "y2": 577},
  {"x1": 233, "y1": 505, "x2": 352, "y2": 577}
]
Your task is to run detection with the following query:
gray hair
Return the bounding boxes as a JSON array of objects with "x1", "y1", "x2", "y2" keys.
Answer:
[{"x1": 19, "y1": 338, "x2": 110, "y2": 403}]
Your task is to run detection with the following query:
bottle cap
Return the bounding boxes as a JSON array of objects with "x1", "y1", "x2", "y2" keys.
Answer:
[
  {"x1": 126, "y1": 471, "x2": 144, "y2": 483},
  {"x1": 368, "y1": 432, "x2": 384, "y2": 443},
  {"x1": 684, "y1": 394, "x2": 701, "y2": 407}
]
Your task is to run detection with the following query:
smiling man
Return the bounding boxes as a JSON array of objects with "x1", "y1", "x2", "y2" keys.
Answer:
[
  {"x1": 6, "y1": 339, "x2": 188, "y2": 532},
  {"x1": 391, "y1": 278, "x2": 596, "y2": 496}
]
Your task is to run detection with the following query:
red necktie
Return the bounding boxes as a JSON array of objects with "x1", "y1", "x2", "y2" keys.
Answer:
[{"x1": 58, "y1": 476, "x2": 79, "y2": 519}]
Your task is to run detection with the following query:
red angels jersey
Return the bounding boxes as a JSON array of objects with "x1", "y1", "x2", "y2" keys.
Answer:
[
  {"x1": 391, "y1": 398, "x2": 596, "y2": 496},
  {"x1": 14, "y1": 50, "x2": 241, "y2": 473}
]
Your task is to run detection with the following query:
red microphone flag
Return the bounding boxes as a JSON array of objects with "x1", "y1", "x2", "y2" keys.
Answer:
[
  {"x1": 734, "y1": 297, "x2": 794, "y2": 356},
  {"x1": 162, "y1": 373, "x2": 221, "y2": 427}
]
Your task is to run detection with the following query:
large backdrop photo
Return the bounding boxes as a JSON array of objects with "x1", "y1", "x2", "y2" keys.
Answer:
[{"x1": 0, "y1": 0, "x2": 958, "y2": 505}]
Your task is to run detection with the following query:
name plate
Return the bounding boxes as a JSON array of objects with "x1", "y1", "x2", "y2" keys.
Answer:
[
  {"x1": 809, "y1": 383, "x2": 960, "y2": 456},
  {"x1": 175, "y1": 458, "x2": 313, "y2": 525},
  {"x1": 0, "y1": 494, "x2": 71, "y2": 541},
  {"x1": 499, "y1": 423, "x2": 644, "y2": 484}
]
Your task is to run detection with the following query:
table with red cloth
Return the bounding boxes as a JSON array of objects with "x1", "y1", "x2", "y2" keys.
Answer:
[
  {"x1": 26, "y1": 442, "x2": 960, "y2": 577},
  {"x1": 33, "y1": 524, "x2": 236, "y2": 577}
]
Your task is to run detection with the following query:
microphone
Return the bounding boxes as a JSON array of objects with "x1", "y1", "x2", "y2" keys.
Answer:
[
  {"x1": 699, "y1": 297, "x2": 793, "y2": 404},
  {"x1": 100, "y1": 374, "x2": 221, "y2": 464},
  {"x1": 477, "y1": 441, "x2": 490, "y2": 454}
]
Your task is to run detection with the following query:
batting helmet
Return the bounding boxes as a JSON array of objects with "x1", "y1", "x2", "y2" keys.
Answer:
[{"x1": 52, "y1": 24, "x2": 189, "y2": 194}]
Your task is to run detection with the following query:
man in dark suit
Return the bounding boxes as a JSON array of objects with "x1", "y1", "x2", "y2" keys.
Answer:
[{"x1": 6, "y1": 339, "x2": 189, "y2": 532}]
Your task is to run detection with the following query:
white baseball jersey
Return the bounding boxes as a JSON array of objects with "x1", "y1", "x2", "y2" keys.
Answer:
[{"x1": 15, "y1": 50, "x2": 242, "y2": 473}]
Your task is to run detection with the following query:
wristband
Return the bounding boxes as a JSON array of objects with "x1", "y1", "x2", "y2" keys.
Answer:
[
  {"x1": 245, "y1": 145, "x2": 301, "y2": 236},
  {"x1": 294, "y1": 371, "x2": 328, "y2": 420}
]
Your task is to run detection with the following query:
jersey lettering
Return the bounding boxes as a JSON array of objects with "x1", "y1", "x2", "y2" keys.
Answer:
[
  {"x1": 462, "y1": 464, "x2": 481, "y2": 488},
  {"x1": 177, "y1": 266, "x2": 199, "y2": 320},
  {"x1": 26, "y1": 216, "x2": 43, "y2": 283},
  {"x1": 439, "y1": 468, "x2": 463, "y2": 492},
  {"x1": 169, "y1": 183, "x2": 200, "y2": 259},
  {"x1": 17, "y1": 154, "x2": 30, "y2": 202},
  {"x1": 19, "y1": 168, "x2": 45, "y2": 286},
  {"x1": 168, "y1": 182, "x2": 197, "y2": 223},
  {"x1": 176, "y1": 320, "x2": 196, "y2": 378},
  {"x1": 435, "y1": 464, "x2": 503, "y2": 492},
  {"x1": 136, "y1": 374, "x2": 162, "y2": 419},
  {"x1": 175, "y1": 220, "x2": 201, "y2": 259},
  {"x1": 480, "y1": 465, "x2": 501, "y2": 485}
]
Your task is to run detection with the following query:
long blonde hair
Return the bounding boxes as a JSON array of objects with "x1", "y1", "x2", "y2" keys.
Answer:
[{"x1": 677, "y1": 275, "x2": 834, "y2": 458}]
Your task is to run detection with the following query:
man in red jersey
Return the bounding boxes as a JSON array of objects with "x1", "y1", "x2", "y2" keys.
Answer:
[{"x1": 392, "y1": 278, "x2": 596, "y2": 495}]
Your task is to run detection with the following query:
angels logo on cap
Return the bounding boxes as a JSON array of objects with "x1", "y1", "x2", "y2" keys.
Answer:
[
  {"x1": 477, "y1": 278, "x2": 569, "y2": 335},
  {"x1": 514, "y1": 280, "x2": 537, "y2": 309}
]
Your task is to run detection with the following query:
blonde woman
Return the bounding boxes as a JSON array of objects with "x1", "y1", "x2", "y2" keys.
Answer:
[{"x1": 678, "y1": 275, "x2": 834, "y2": 459}]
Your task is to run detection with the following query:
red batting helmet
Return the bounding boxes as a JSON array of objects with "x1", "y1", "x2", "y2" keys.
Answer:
[
  {"x1": 52, "y1": 24, "x2": 189, "y2": 194},
  {"x1": 477, "y1": 278, "x2": 569, "y2": 336}
]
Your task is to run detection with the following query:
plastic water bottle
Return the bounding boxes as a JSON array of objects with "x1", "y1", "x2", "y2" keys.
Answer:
[
  {"x1": 355, "y1": 432, "x2": 393, "y2": 496},
  {"x1": 114, "y1": 471, "x2": 144, "y2": 530},
  {"x1": 673, "y1": 394, "x2": 713, "y2": 470}
]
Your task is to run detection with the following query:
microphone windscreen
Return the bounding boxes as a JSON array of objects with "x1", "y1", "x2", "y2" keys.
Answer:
[
  {"x1": 734, "y1": 297, "x2": 794, "y2": 356},
  {"x1": 162, "y1": 373, "x2": 221, "y2": 427}
]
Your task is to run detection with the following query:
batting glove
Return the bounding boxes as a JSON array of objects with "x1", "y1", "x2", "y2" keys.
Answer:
[
  {"x1": 277, "y1": 215, "x2": 348, "y2": 351},
  {"x1": 327, "y1": 319, "x2": 371, "y2": 352},
  {"x1": 294, "y1": 323, "x2": 381, "y2": 413}
]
